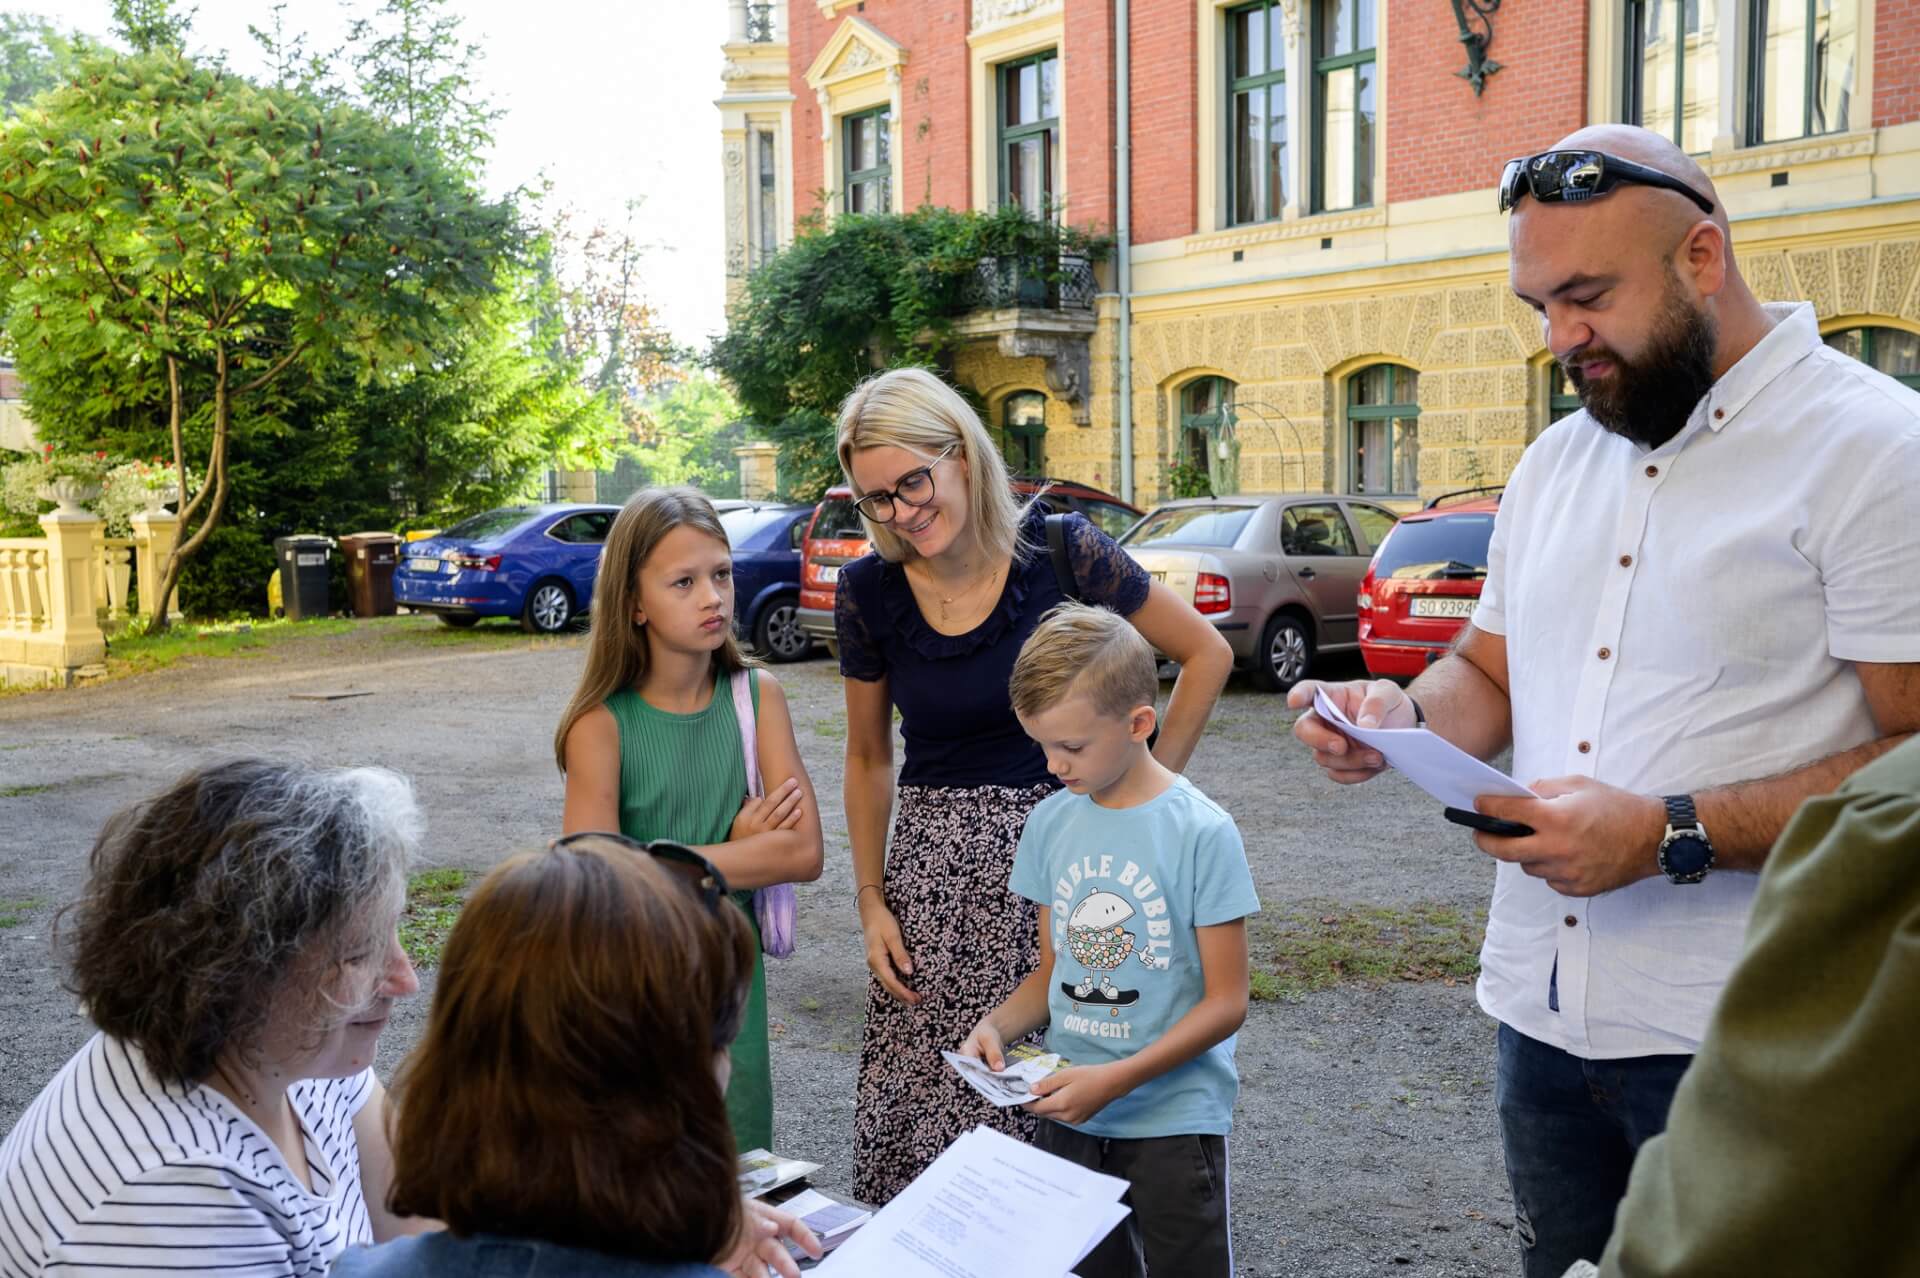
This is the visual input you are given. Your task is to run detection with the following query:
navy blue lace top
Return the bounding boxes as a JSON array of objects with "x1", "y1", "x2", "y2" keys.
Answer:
[{"x1": 835, "y1": 508, "x2": 1152, "y2": 789}]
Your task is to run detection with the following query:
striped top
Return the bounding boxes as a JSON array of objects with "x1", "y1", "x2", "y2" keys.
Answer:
[
  {"x1": 606, "y1": 670, "x2": 759, "y2": 848},
  {"x1": 0, "y1": 1033, "x2": 374, "y2": 1277}
]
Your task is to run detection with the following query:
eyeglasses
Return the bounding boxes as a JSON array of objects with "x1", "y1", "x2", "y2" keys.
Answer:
[
  {"x1": 548, "y1": 831, "x2": 730, "y2": 910},
  {"x1": 1498, "y1": 150, "x2": 1715, "y2": 216},
  {"x1": 854, "y1": 445, "x2": 956, "y2": 524}
]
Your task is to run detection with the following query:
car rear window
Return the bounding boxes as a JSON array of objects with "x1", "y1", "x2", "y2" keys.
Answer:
[
  {"x1": 721, "y1": 506, "x2": 798, "y2": 546},
  {"x1": 1373, "y1": 512, "x2": 1497, "y2": 580},
  {"x1": 1121, "y1": 506, "x2": 1256, "y2": 548},
  {"x1": 811, "y1": 498, "x2": 866, "y2": 540},
  {"x1": 441, "y1": 507, "x2": 539, "y2": 541}
]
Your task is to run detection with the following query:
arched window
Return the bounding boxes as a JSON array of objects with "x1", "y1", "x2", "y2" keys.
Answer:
[
  {"x1": 1001, "y1": 390, "x2": 1047, "y2": 476},
  {"x1": 1825, "y1": 326, "x2": 1920, "y2": 391},
  {"x1": 1346, "y1": 363, "x2": 1418, "y2": 497},
  {"x1": 1179, "y1": 377, "x2": 1238, "y2": 495}
]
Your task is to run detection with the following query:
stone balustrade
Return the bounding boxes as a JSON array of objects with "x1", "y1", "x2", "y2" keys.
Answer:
[{"x1": 0, "y1": 509, "x2": 182, "y2": 687}]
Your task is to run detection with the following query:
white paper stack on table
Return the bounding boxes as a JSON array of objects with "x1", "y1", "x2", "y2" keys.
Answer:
[
  {"x1": 1311, "y1": 687, "x2": 1536, "y2": 811},
  {"x1": 816, "y1": 1126, "x2": 1129, "y2": 1278}
]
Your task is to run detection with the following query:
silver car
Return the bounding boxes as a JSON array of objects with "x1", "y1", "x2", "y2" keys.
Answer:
[{"x1": 1119, "y1": 495, "x2": 1400, "y2": 692}]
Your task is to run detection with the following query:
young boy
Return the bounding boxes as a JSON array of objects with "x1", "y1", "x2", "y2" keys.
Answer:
[{"x1": 960, "y1": 603, "x2": 1259, "y2": 1278}]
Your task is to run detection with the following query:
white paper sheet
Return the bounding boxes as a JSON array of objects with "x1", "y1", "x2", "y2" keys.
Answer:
[
  {"x1": 1313, "y1": 687, "x2": 1537, "y2": 811},
  {"x1": 941, "y1": 1049, "x2": 1059, "y2": 1107},
  {"x1": 816, "y1": 1127, "x2": 1129, "y2": 1278}
]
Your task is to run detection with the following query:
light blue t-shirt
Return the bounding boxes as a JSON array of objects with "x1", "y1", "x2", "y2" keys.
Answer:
[{"x1": 1008, "y1": 775, "x2": 1261, "y2": 1139}]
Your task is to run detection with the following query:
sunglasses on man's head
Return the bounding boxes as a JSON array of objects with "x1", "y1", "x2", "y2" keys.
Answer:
[
  {"x1": 549, "y1": 831, "x2": 730, "y2": 910},
  {"x1": 1498, "y1": 150, "x2": 1715, "y2": 216}
]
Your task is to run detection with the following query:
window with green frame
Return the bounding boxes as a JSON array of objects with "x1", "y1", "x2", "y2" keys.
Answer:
[
  {"x1": 1347, "y1": 363, "x2": 1417, "y2": 496},
  {"x1": 998, "y1": 52, "x2": 1059, "y2": 213},
  {"x1": 1181, "y1": 377, "x2": 1239, "y2": 494},
  {"x1": 1001, "y1": 391, "x2": 1048, "y2": 475},
  {"x1": 842, "y1": 107, "x2": 891, "y2": 214},
  {"x1": 1227, "y1": 1, "x2": 1287, "y2": 226},
  {"x1": 1747, "y1": 0, "x2": 1859, "y2": 144},
  {"x1": 1626, "y1": 0, "x2": 1721, "y2": 154},
  {"x1": 1547, "y1": 363, "x2": 1583, "y2": 425},
  {"x1": 1825, "y1": 326, "x2": 1920, "y2": 391},
  {"x1": 1312, "y1": 0, "x2": 1374, "y2": 213}
]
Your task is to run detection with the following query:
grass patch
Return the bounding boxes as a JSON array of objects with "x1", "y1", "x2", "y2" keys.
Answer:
[
  {"x1": 398, "y1": 867, "x2": 477, "y2": 969},
  {"x1": 104, "y1": 617, "x2": 358, "y2": 679},
  {"x1": 0, "y1": 784, "x2": 52, "y2": 798},
  {"x1": 1248, "y1": 899, "x2": 1482, "y2": 1003},
  {"x1": 375, "y1": 616, "x2": 583, "y2": 649},
  {"x1": 0, "y1": 898, "x2": 41, "y2": 928},
  {"x1": 812, "y1": 717, "x2": 847, "y2": 740}
]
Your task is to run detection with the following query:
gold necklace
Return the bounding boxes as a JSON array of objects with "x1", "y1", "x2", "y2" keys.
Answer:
[{"x1": 924, "y1": 560, "x2": 1002, "y2": 623}]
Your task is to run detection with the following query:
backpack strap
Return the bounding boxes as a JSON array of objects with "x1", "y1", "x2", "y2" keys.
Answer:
[
  {"x1": 730, "y1": 669, "x2": 762, "y2": 798},
  {"x1": 1045, "y1": 512, "x2": 1078, "y2": 601}
]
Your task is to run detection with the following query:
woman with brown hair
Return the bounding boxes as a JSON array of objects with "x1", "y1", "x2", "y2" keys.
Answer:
[
  {"x1": 0, "y1": 759, "x2": 430, "y2": 1276},
  {"x1": 335, "y1": 833, "x2": 820, "y2": 1278},
  {"x1": 557, "y1": 487, "x2": 824, "y2": 1153}
]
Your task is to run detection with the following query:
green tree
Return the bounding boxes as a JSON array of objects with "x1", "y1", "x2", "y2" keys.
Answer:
[
  {"x1": 0, "y1": 46, "x2": 514, "y2": 625},
  {"x1": 346, "y1": 0, "x2": 496, "y2": 176},
  {"x1": 0, "y1": 15, "x2": 71, "y2": 114},
  {"x1": 110, "y1": 0, "x2": 194, "y2": 54},
  {"x1": 710, "y1": 204, "x2": 1107, "y2": 498},
  {"x1": 622, "y1": 373, "x2": 747, "y2": 498}
]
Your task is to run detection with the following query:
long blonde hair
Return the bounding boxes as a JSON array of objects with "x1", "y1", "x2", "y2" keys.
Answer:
[
  {"x1": 553, "y1": 487, "x2": 757, "y2": 771},
  {"x1": 835, "y1": 366, "x2": 1039, "y2": 565}
]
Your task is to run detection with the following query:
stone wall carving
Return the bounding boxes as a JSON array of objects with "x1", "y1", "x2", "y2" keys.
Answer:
[{"x1": 971, "y1": 0, "x2": 1061, "y2": 33}]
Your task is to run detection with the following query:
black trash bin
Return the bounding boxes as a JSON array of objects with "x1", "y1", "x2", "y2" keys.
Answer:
[
  {"x1": 274, "y1": 535, "x2": 333, "y2": 621},
  {"x1": 340, "y1": 532, "x2": 402, "y2": 618}
]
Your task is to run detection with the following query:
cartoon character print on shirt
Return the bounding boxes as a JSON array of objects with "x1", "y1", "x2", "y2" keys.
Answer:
[{"x1": 1053, "y1": 855, "x2": 1173, "y2": 1040}]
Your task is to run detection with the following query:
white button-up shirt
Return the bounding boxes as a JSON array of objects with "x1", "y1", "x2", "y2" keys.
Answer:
[{"x1": 1473, "y1": 302, "x2": 1920, "y2": 1058}]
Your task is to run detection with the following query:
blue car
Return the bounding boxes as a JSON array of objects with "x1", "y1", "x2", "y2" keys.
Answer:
[
  {"x1": 720, "y1": 502, "x2": 817, "y2": 662},
  {"x1": 395, "y1": 503, "x2": 619, "y2": 633}
]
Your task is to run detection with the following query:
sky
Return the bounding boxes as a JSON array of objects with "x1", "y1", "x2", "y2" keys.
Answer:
[{"x1": 20, "y1": 0, "x2": 731, "y2": 351}]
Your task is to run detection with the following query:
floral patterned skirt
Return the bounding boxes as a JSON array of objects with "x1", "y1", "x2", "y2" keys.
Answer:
[{"x1": 852, "y1": 781, "x2": 1053, "y2": 1205}]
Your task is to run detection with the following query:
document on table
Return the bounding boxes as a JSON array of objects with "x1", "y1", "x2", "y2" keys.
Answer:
[
  {"x1": 1312, "y1": 687, "x2": 1536, "y2": 811},
  {"x1": 816, "y1": 1126, "x2": 1129, "y2": 1278}
]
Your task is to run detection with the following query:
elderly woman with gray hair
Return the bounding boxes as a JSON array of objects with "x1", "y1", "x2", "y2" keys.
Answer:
[{"x1": 0, "y1": 759, "x2": 433, "y2": 1276}]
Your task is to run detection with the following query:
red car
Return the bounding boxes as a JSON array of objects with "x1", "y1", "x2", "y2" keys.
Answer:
[
  {"x1": 1358, "y1": 488, "x2": 1502, "y2": 680},
  {"x1": 795, "y1": 477, "x2": 1143, "y2": 657}
]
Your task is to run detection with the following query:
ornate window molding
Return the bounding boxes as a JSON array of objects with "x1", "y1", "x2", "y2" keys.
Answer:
[{"x1": 805, "y1": 18, "x2": 908, "y2": 219}]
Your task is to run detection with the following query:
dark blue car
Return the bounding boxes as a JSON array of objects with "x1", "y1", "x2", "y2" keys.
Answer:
[
  {"x1": 395, "y1": 503, "x2": 619, "y2": 633},
  {"x1": 720, "y1": 502, "x2": 816, "y2": 662}
]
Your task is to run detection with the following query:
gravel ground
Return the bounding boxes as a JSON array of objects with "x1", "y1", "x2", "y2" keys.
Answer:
[{"x1": 0, "y1": 620, "x2": 1519, "y2": 1275}]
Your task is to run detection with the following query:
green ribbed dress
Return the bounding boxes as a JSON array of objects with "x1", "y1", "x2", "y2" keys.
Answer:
[{"x1": 604, "y1": 669, "x2": 772, "y2": 1152}]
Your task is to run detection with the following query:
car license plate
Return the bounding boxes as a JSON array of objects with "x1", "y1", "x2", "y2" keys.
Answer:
[
  {"x1": 1411, "y1": 596, "x2": 1477, "y2": 618},
  {"x1": 407, "y1": 557, "x2": 439, "y2": 573},
  {"x1": 1149, "y1": 571, "x2": 1167, "y2": 582},
  {"x1": 816, "y1": 564, "x2": 840, "y2": 584}
]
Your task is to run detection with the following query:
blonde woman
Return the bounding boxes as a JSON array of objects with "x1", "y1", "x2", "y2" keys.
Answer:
[
  {"x1": 557, "y1": 487, "x2": 825, "y2": 1154},
  {"x1": 834, "y1": 367, "x2": 1234, "y2": 1202}
]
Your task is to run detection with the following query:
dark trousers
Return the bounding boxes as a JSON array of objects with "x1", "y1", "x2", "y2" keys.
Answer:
[
  {"x1": 1495, "y1": 1022, "x2": 1693, "y2": 1278},
  {"x1": 1032, "y1": 1119, "x2": 1232, "y2": 1278}
]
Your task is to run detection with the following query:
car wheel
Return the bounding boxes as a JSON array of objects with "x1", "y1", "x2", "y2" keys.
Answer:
[
  {"x1": 438, "y1": 614, "x2": 479, "y2": 629},
  {"x1": 1253, "y1": 612, "x2": 1315, "y2": 693},
  {"x1": 754, "y1": 598, "x2": 811, "y2": 662},
  {"x1": 521, "y1": 580, "x2": 575, "y2": 634}
]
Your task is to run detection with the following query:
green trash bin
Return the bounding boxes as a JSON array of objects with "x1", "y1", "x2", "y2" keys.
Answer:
[{"x1": 340, "y1": 531, "x2": 402, "y2": 617}]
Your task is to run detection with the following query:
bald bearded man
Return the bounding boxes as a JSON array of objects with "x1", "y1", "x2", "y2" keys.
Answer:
[{"x1": 1287, "y1": 125, "x2": 1920, "y2": 1276}]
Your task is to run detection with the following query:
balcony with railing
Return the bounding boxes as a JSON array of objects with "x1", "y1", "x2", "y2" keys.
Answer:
[
  {"x1": 727, "y1": 0, "x2": 785, "y2": 45},
  {"x1": 949, "y1": 251, "x2": 1102, "y2": 425}
]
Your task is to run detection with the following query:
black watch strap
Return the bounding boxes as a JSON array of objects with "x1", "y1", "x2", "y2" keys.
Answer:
[
  {"x1": 1663, "y1": 794, "x2": 1699, "y2": 830},
  {"x1": 1405, "y1": 696, "x2": 1426, "y2": 729}
]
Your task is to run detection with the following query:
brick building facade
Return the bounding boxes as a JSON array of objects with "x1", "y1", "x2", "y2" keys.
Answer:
[{"x1": 720, "y1": 0, "x2": 1920, "y2": 507}]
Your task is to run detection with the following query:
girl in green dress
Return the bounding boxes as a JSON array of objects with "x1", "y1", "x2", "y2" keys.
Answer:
[{"x1": 556, "y1": 487, "x2": 824, "y2": 1152}]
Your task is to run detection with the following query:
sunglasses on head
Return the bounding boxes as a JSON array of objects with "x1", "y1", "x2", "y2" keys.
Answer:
[
  {"x1": 548, "y1": 831, "x2": 731, "y2": 910},
  {"x1": 1498, "y1": 150, "x2": 1715, "y2": 216}
]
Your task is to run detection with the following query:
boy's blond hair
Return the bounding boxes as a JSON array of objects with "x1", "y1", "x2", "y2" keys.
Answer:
[{"x1": 1010, "y1": 603, "x2": 1159, "y2": 722}]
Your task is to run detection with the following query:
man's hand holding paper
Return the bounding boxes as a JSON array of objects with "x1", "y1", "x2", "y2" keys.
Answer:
[{"x1": 1472, "y1": 776, "x2": 1670, "y2": 897}]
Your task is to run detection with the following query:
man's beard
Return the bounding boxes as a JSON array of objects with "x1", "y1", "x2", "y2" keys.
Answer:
[{"x1": 1564, "y1": 287, "x2": 1719, "y2": 449}]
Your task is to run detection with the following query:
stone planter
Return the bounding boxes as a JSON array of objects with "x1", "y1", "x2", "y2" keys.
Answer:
[
  {"x1": 37, "y1": 478, "x2": 103, "y2": 517},
  {"x1": 142, "y1": 485, "x2": 181, "y2": 514}
]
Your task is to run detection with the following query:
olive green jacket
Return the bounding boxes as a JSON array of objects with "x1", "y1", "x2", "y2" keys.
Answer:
[{"x1": 1598, "y1": 737, "x2": 1920, "y2": 1277}]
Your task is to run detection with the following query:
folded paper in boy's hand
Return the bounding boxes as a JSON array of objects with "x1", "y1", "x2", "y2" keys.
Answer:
[{"x1": 941, "y1": 1049, "x2": 1065, "y2": 1107}]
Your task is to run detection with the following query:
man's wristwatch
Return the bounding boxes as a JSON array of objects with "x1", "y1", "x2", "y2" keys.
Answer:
[{"x1": 1656, "y1": 795, "x2": 1715, "y2": 885}]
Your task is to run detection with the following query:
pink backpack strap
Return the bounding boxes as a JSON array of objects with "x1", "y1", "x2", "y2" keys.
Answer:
[{"x1": 731, "y1": 669, "x2": 762, "y2": 797}]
